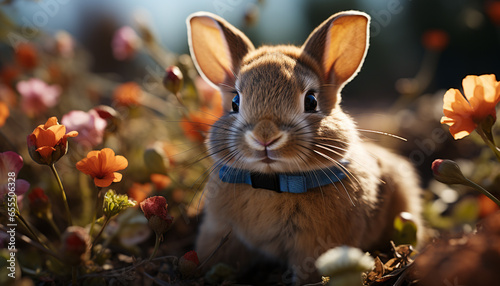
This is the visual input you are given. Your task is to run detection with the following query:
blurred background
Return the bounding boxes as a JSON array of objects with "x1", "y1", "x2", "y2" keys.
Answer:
[{"x1": 3, "y1": 0, "x2": 500, "y2": 105}]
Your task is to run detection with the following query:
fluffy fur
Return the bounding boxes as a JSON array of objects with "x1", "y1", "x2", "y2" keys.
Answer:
[{"x1": 187, "y1": 11, "x2": 423, "y2": 283}]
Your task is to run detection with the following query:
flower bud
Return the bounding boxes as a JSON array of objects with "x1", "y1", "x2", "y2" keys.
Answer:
[
  {"x1": 140, "y1": 196, "x2": 173, "y2": 235},
  {"x1": 60, "y1": 226, "x2": 90, "y2": 265},
  {"x1": 27, "y1": 117, "x2": 78, "y2": 165},
  {"x1": 147, "y1": 215, "x2": 172, "y2": 236},
  {"x1": 431, "y1": 159, "x2": 468, "y2": 185},
  {"x1": 93, "y1": 105, "x2": 121, "y2": 133},
  {"x1": 103, "y1": 189, "x2": 136, "y2": 218},
  {"x1": 163, "y1": 66, "x2": 183, "y2": 94},
  {"x1": 178, "y1": 250, "x2": 200, "y2": 277}
]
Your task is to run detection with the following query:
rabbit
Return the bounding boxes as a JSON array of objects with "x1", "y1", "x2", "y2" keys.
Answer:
[{"x1": 186, "y1": 10, "x2": 423, "y2": 284}]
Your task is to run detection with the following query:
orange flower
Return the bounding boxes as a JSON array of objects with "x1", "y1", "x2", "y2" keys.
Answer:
[
  {"x1": 128, "y1": 182, "x2": 153, "y2": 204},
  {"x1": 486, "y1": 1, "x2": 500, "y2": 26},
  {"x1": 150, "y1": 173, "x2": 171, "y2": 190},
  {"x1": 422, "y1": 29, "x2": 449, "y2": 52},
  {"x1": 441, "y1": 74, "x2": 500, "y2": 139},
  {"x1": 76, "y1": 148, "x2": 128, "y2": 188},
  {"x1": 27, "y1": 117, "x2": 78, "y2": 165},
  {"x1": 113, "y1": 82, "x2": 142, "y2": 107},
  {"x1": 180, "y1": 96, "x2": 222, "y2": 142},
  {"x1": 0, "y1": 102, "x2": 9, "y2": 127},
  {"x1": 180, "y1": 108, "x2": 217, "y2": 142}
]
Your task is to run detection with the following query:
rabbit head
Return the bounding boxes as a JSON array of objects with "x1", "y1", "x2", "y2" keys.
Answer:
[{"x1": 187, "y1": 11, "x2": 370, "y2": 174}]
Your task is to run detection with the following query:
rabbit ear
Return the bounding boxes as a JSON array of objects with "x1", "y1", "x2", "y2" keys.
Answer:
[
  {"x1": 187, "y1": 12, "x2": 255, "y2": 89},
  {"x1": 302, "y1": 11, "x2": 369, "y2": 88}
]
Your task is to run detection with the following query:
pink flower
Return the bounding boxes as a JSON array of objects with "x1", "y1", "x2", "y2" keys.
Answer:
[
  {"x1": 61, "y1": 109, "x2": 107, "y2": 148},
  {"x1": 111, "y1": 26, "x2": 141, "y2": 60},
  {"x1": 16, "y1": 78, "x2": 61, "y2": 117},
  {"x1": 0, "y1": 151, "x2": 30, "y2": 198}
]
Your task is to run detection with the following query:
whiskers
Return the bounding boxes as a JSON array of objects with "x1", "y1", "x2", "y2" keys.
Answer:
[
  {"x1": 356, "y1": 129, "x2": 407, "y2": 142},
  {"x1": 294, "y1": 140, "x2": 357, "y2": 206}
]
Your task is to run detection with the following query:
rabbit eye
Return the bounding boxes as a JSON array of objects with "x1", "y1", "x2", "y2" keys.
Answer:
[
  {"x1": 231, "y1": 93, "x2": 240, "y2": 113},
  {"x1": 304, "y1": 91, "x2": 317, "y2": 113}
]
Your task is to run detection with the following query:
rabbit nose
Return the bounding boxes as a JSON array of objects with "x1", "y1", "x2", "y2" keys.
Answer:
[{"x1": 245, "y1": 120, "x2": 288, "y2": 151}]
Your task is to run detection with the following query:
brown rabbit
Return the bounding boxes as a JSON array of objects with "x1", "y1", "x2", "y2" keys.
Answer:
[{"x1": 187, "y1": 11, "x2": 423, "y2": 283}]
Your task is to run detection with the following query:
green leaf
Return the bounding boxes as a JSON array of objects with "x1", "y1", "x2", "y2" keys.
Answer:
[{"x1": 393, "y1": 212, "x2": 418, "y2": 246}]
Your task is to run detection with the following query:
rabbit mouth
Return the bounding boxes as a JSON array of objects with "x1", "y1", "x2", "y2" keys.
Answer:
[{"x1": 261, "y1": 157, "x2": 275, "y2": 164}]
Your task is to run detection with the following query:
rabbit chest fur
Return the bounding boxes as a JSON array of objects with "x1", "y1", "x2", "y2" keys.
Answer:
[{"x1": 187, "y1": 10, "x2": 423, "y2": 283}]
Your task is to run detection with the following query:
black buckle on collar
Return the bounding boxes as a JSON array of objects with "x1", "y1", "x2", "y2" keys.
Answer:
[{"x1": 250, "y1": 172, "x2": 281, "y2": 192}]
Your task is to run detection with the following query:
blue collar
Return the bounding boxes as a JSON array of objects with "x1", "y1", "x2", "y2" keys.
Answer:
[{"x1": 218, "y1": 160, "x2": 349, "y2": 194}]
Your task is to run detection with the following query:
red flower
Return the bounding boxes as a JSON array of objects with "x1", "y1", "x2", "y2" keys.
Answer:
[
  {"x1": 60, "y1": 226, "x2": 90, "y2": 265},
  {"x1": 182, "y1": 250, "x2": 199, "y2": 265},
  {"x1": 28, "y1": 187, "x2": 51, "y2": 218},
  {"x1": 422, "y1": 29, "x2": 449, "y2": 52},
  {"x1": 140, "y1": 196, "x2": 169, "y2": 220},
  {"x1": 15, "y1": 43, "x2": 38, "y2": 70},
  {"x1": 140, "y1": 196, "x2": 173, "y2": 235},
  {"x1": 178, "y1": 250, "x2": 200, "y2": 277}
]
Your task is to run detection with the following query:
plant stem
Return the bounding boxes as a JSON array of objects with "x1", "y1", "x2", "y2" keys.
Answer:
[
  {"x1": 15, "y1": 213, "x2": 42, "y2": 245},
  {"x1": 91, "y1": 216, "x2": 110, "y2": 247},
  {"x1": 0, "y1": 224, "x2": 63, "y2": 262},
  {"x1": 464, "y1": 179, "x2": 500, "y2": 207},
  {"x1": 476, "y1": 124, "x2": 500, "y2": 162},
  {"x1": 148, "y1": 233, "x2": 161, "y2": 261},
  {"x1": 79, "y1": 171, "x2": 93, "y2": 225},
  {"x1": 89, "y1": 188, "x2": 102, "y2": 238},
  {"x1": 46, "y1": 216, "x2": 61, "y2": 237},
  {"x1": 49, "y1": 164, "x2": 73, "y2": 226},
  {"x1": 72, "y1": 266, "x2": 77, "y2": 285}
]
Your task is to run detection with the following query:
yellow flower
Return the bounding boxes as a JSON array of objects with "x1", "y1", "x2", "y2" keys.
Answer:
[{"x1": 441, "y1": 74, "x2": 500, "y2": 139}]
